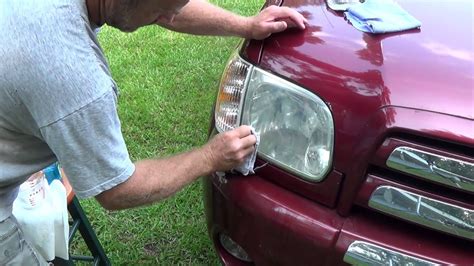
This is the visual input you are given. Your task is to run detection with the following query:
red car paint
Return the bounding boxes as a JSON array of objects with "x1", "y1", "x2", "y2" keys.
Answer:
[{"x1": 205, "y1": 0, "x2": 473, "y2": 264}]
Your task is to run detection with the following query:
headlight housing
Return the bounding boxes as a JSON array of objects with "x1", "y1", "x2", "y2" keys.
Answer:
[
  {"x1": 215, "y1": 55, "x2": 251, "y2": 132},
  {"x1": 215, "y1": 54, "x2": 334, "y2": 182}
]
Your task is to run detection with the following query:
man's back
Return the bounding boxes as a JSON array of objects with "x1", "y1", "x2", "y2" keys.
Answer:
[{"x1": 0, "y1": 0, "x2": 130, "y2": 221}]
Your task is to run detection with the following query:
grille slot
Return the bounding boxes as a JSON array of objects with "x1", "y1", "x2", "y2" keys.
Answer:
[{"x1": 388, "y1": 133, "x2": 473, "y2": 158}]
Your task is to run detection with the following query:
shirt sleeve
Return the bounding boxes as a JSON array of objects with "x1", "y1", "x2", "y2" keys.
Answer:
[{"x1": 39, "y1": 90, "x2": 135, "y2": 198}]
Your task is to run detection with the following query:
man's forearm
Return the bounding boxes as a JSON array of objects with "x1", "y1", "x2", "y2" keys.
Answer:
[
  {"x1": 96, "y1": 147, "x2": 212, "y2": 210},
  {"x1": 95, "y1": 126, "x2": 257, "y2": 210},
  {"x1": 160, "y1": 0, "x2": 252, "y2": 38}
]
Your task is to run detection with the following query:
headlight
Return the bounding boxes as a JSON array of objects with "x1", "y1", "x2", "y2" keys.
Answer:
[{"x1": 215, "y1": 55, "x2": 334, "y2": 182}]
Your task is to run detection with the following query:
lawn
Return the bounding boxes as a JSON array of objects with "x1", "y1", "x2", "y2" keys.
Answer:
[{"x1": 73, "y1": 0, "x2": 264, "y2": 265}]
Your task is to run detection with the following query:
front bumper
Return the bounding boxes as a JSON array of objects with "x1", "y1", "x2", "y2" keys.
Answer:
[
  {"x1": 203, "y1": 173, "x2": 474, "y2": 265},
  {"x1": 203, "y1": 174, "x2": 342, "y2": 266}
]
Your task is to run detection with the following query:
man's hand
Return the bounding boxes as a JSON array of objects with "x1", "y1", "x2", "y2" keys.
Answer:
[
  {"x1": 202, "y1": 125, "x2": 257, "y2": 172},
  {"x1": 248, "y1": 5, "x2": 308, "y2": 40}
]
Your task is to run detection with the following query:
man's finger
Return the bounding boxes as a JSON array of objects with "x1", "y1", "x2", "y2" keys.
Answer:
[
  {"x1": 268, "y1": 6, "x2": 306, "y2": 29},
  {"x1": 240, "y1": 134, "x2": 257, "y2": 148},
  {"x1": 286, "y1": 13, "x2": 306, "y2": 29},
  {"x1": 277, "y1": 17, "x2": 298, "y2": 28},
  {"x1": 234, "y1": 125, "x2": 254, "y2": 138},
  {"x1": 240, "y1": 145, "x2": 256, "y2": 159},
  {"x1": 271, "y1": 20, "x2": 288, "y2": 32}
]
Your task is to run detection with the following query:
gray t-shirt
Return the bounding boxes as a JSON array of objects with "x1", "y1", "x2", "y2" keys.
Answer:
[{"x1": 0, "y1": 0, "x2": 135, "y2": 221}]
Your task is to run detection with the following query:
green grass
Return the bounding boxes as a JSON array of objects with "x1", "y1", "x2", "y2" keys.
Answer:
[{"x1": 73, "y1": 1, "x2": 264, "y2": 265}]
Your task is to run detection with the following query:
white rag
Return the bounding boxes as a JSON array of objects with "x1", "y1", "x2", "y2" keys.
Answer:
[{"x1": 232, "y1": 127, "x2": 260, "y2": 176}]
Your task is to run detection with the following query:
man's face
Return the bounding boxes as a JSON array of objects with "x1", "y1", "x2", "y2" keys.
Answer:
[
  {"x1": 150, "y1": 0, "x2": 190, "y2": 24},
  {"x1": 109, "y1": 0, "x2": 190, "y2": 32}
]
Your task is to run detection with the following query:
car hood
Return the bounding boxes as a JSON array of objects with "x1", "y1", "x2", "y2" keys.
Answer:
[{"x1": 259, "y1": 0, "x2": 473, "y2": 120}]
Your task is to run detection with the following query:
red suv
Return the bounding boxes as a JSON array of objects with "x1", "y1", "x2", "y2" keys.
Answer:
[{"x1": 204, "y1": 0, "x2": 473, "y2": 265}]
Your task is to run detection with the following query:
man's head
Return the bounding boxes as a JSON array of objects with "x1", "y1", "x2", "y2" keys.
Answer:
[{"x1": 105, "y1": 0, "x2": 190, "y2": 32}]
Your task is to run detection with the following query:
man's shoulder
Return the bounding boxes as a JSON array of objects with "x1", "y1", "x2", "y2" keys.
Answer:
[
  {"x1": 1, "y1": 0, "x2": 115, "y2": 127},
  {"x1": 1, "y1": 0, "x2": 86, "y2": 20}
]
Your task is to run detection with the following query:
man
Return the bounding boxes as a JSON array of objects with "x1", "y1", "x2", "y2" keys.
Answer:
[{"x1": 0, "y1": 0, "x2": 307, "y2": 264}]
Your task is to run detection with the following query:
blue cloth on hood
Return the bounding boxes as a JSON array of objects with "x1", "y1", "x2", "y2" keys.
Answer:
[{"x1": 345, "y1": 0, "x2": 421, "y2": 34}]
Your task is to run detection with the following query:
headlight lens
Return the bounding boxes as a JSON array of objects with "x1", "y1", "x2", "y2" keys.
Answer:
[{"x1": 215, "y1": 55, "x2": 334, "y2": 182}]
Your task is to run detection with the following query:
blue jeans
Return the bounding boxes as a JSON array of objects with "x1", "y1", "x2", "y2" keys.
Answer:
[{"x1": 0, "y1": 216, "x2": 48, "y2": 265}]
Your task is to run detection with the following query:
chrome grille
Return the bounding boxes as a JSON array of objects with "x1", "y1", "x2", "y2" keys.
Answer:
[
  {"x1": 369, "y1": 186, "x2": 474, "y2": 240},
  {"x1": 344, "y1": 241, "x2": 438, "y2": 266},
  {"x1": 386, "y1": 146, "x2": 474, "y2": 193}
]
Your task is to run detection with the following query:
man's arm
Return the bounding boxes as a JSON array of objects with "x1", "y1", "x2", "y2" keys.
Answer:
[
  {"x1": 159, "y1": 0, "x2": 308, "y2": 40},
  {"x1": 95, "y1": 126, "x2": 256, "y2": 210}
]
